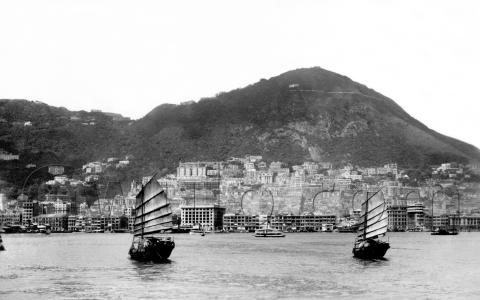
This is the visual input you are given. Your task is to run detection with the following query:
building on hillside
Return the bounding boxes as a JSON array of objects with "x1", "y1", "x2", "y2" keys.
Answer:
[{"x1": 0, "y1": 151, "x2": 19, "y2": 161}]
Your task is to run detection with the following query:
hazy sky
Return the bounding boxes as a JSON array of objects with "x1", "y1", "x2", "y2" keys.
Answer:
[{"x1": 0, "y1": 1, "x2": 479, "y2": 148}]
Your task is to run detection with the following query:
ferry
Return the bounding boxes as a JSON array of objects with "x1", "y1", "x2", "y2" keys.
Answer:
[{"x1": 254, "y1": 227, "x2": 285, "y2": 237}]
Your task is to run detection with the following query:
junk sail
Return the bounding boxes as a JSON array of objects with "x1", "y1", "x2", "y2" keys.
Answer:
[
  {"x1": 357, "y1": 189, "x2": 388, "y2": 240},
  {"x1": 129, "y1": 175, "x2": 175, "y2": 262},
  {"x1": 352, "y1": 188, "x2": 390, "y2": 259},
  {"x1": 134, "y1": 177, "x2": 173, "y2": 237}
]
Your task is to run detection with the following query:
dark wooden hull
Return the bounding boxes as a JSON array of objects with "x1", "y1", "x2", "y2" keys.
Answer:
[
  {"x1": 353, "y1": 239, "x2": 389, "y2": 259},
  {"x1": 129, "y1": 237, "x2": 175, "y2": 262}
]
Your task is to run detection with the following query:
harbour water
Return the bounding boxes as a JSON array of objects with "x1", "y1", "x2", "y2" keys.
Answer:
[{"x1": 1, "y1": 232, "x2": 480, "y2": 299}]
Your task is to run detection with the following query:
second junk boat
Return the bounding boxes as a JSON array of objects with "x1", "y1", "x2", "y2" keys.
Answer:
[
  {"x1": 352, "y1": 188, "x2": 390, "y2": 259},
  {"x1": 129, "y1": 176, "x2": 175, "y2": 262}
]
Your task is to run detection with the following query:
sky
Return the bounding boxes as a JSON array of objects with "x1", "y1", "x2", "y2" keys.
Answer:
[{"x1": 0, "y1": 0, "x2": 479, "y2": 148}]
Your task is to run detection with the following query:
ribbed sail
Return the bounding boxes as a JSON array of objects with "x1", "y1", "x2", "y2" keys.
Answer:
[
  {"x1": 357, "y1": 189, "x2": 388, "y2": 240},
  {"x1": 133, "y1": 177, "x2": 173, "y2": 237}
]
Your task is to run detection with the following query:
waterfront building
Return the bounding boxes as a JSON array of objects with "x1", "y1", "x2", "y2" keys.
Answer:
[
  {"x1": 431, "y1": 215, "x2": 449, "y2": 230},
  {"x1": 387, "y1": 205, "x2": 407, "y2": 231},
  {"x1": 68, "y1": 215, "x2": 77, "y2": 231},
  {"x1": 180, "y1": 204, "x2": 225, "y2": 231},
  {"x1": 0, "y1": 193, "x2": 6, "y2": 211},
  {"x1": 223, "y1": 213, "x2": 261, "y2": 231},
  {"x1": 450, "y1": 215, "x2": 480, "y2": 231},
  {"x1": 270, "y1": 214, "x2": 337, "y2": 231},
  {"x1": 223, "y1": 214, "x2": 337, "y2": 232},
  {"x1": 406, "y1": 203, "x2": 426, "y2": 230},
  {"x1": 0, "y1": 210, "x2": 22, "y2": 225},
  {"x1": 21, "y1": 201, "x2": 40, "y2": 225},
  {"x1": 32, "y1": 214, "x2": 68, "y2": 232}
]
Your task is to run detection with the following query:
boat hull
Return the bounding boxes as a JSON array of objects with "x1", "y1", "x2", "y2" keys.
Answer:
[
  {"x1": 431, "y1": 228, "x2": 458, "y2": 235},
  {"x1": 189, "y1": 230, "x2": 206, "y2": 236},
  {"x1": 352, "y1": 239, "x2": 389, "y2": 259},
  {"x1": 254, "y1": 227, "x2": 286, "y2": 237},
  {"x1": 129, "y1": 237, "x2": 175, "y2": 262},
  {"x1": 254, "y1": 233, "x2": 285, "y2": 237}
]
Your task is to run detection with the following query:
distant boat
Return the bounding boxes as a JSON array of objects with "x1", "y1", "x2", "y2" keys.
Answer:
[
  {"x1": 38, "y1": 225, "x2": 51, "y2": 235},
  {"x1": 352, "y1": 189, "x2": 390, "y2": 259},
  {"x1": 337, "y1": 224, "x2": 359, "y2": 233},
  {"x1": 189, "y1": 224, "x2": 207, "y2": 236},
  {"x1": 431, "y1": 228, "x2": 458, "y2": 235},
  {"x1": 190, "y1": 229, "x2": 206, "y2": 236},
  {"x1": 254, "y1": 226, "x2": 285, "y2": 238},
  {"x1": 0, "y1": 234, "x2": 5, "y2": 251},
  {"x1": 129, "y1": 176, "x2": 175, "y2": 262}
]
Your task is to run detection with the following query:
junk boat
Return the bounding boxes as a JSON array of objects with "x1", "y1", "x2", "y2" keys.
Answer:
[
  {"x1": 254, "y1": 226, "x2": 285, "y2": 237},
  {"x1": 353, "y1": 188, "x2": 390, "y2": 259},
  {"x1": 129, "y1": 176, "x2": 175, "y2": 262}
]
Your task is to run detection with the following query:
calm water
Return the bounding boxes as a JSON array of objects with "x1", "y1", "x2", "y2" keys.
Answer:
[{"x1": 1, "y1": 232, "x2": 479, "y2": 299}]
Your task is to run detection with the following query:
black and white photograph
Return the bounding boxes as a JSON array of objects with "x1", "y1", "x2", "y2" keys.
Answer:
[{"x1": 1, "y1": 1, "x2": 480, "y2": 299}]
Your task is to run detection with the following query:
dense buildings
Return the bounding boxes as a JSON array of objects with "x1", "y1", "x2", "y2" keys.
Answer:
[{"x1": 1, "y1": 155, "x2": 480, "y2": 232}]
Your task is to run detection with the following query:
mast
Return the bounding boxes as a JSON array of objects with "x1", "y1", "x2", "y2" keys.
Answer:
[
  {"x1": 141, "y1": 188, "x2": 144, "y2": 238},
  {"x1": 363, "y1": 192, "x2": 369, "y2": 240},
  {"x1": 193, "y1": 183, "x2": 196, "y2": 226}
]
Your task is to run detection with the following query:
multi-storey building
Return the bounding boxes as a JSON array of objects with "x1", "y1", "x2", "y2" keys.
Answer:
[
  {"x1": 407, "y1": 203, "x2": 426, "y2": 230},
  {"x1": 180, "y1": 204, "x2": 225, "y2": 231},
  {"x1": 387, "y1": 205, "x2": 407, "y2": 231},
  {"x1": 0, "y1": 210, "x2": 22, "y2": 225},
  {"x1": 223, "y1": 213, "x2": 261, "y2": 231},
  {"x1": 270, "y1": 214, "x2": 337, "y2": 231},
  {"x1": 32, "y1": 214, "x2": 68, "y2": 232}
]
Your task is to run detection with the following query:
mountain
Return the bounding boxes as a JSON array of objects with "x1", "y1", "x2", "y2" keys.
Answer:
[
  {"x1": 133, "y1": 67, "x2": 480, "y2": 169},
  {"x1": 1, "y1": 67, "x2": 480, "y2": 190},
  {"x1": 0, "y1": 100, "x2": 134, "y2": 189}
]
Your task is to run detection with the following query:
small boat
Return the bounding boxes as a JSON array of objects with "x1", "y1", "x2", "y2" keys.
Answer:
[
  {"x1": 129, "y1": 175, "x2": 175, "y2": 262},
  {"x1": 254, "y1": 226, "x2": 285, "y2": 237},
  {"x1": 353, "y1": 189, "x2": 390, "y2": 259},
  {"x1": 321, "y1": 223, "x2": 334, "y2": 232},
  {"x1": 431, "y1": 228, "x2": 458, "y2": 235},
  {"x1": 189, "y1": 224, "x2": 207, "y2": 236},
  {"x1": 338, "y1": 224, "x2": 359, "y2": 233},
  {"x1": 189, "y1": 229, "x2": 206, "y2": 236},
  {"x1": 38, "y1": 225, "x2": 51, "y2": 235},
  {"x1": 0, "y1": 234, "x2": 5, "y2": 251}
]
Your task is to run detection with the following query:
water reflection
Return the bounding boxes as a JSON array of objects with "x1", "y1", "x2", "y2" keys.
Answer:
[
  {"x1": 353, "y1": 256, "x2": 390, "y2": 267},
  {"x1": 131, "y1": 259, "x2": 175, "y2": 281}
]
